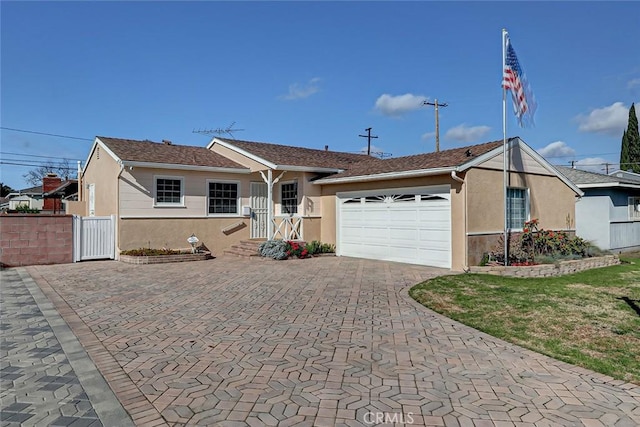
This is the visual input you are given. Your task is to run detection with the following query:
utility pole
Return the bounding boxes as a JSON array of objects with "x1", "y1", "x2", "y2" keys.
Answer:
[
  {"x1": 423, "y1": 99, "x2": 448, "y2": 152},
  {"x1": 358, "y1": 127, "x2": 378, "y2": 156}
]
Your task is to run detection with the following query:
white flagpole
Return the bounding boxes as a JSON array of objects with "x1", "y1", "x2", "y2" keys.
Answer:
[{"x1": 502, "y1": 28, "x2": 509, "y2": 266}]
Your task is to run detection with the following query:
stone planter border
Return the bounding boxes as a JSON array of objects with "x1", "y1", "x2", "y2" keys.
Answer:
[
  {"x1": 119, "y1": 251, "x2": 212, "y2": 265},
  {"x1": 469, "y1": 255, "x2": 620, "y2": 278}
]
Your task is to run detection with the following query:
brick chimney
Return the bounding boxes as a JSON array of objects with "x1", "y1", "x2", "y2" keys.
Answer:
[{"x1": 42, "y1": 173, "x2": 62, "y2": 211}]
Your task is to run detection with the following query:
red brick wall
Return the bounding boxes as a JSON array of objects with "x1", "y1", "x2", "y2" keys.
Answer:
[
  {"x1": 42, "y1": 175, "x2": 62, "y2": 211},
  {"x1": 0, "y1": 214, "x2": 73, "y2": 267}
]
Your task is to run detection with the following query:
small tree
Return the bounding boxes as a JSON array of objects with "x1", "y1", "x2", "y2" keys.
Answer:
[
  {"x1": 22, "y1": 159, "x2": 74, "y2": 187},
  {"x1": 620, "y1": 129, "x2": 630, "y2": 171},
  {"x1": 1, "y1": 183, "x2": 15, "y2": 197},
  {"x1": 621, "y1": 103, "x2": 640, "y2": 173}
]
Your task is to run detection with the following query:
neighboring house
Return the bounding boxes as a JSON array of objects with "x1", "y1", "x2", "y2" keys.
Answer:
[
  {"x1": 557, "y1": 166, "x2": 640, "y2": 252},
  {"x1": 6, "y1": 185, "x2": 44, "y2": 210},
  {"x1": 4, "y1": 174, "x2": 77, "y2": 213},
  {"x1": 76, "y1": 136, "x2": 581, "y2": 270},
  {"x1": 43, "y1": 178, "x2": 78, "y2": 214}
]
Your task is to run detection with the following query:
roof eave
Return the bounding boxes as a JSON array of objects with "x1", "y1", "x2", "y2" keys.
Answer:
[
  {"x1": 120, "y1": 160, "x2": 251, "y2": 174},
  {"x1": 274, "y1": 165, "x2": 344, "y2": 173},
  {"x1": 578, "y1": 182, "x2": 640, "y2": 189},
  {"x1": 314, "y1": 167, "x2": 457, "y2": 185},
  {"x1": 208, "y1": 137, "x2": 277, "y2": 169}
]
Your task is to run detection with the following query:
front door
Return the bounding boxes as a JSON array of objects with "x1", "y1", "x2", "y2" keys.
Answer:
[{"x1": 250, "y1": 182, "x2": 268, "y2": 238}]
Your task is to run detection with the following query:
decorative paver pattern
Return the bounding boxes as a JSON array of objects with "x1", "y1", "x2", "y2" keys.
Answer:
[
  {"x1": 24, "y1": 257, "x2": 640, "y2": 426},
  {"x1": 0, "y1": 268, "x2": 133, "y2": 427}
]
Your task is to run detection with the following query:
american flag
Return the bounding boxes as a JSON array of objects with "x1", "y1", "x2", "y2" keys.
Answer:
[{"x1": 503, "y1": 37, "x2": 536, "y2": 127}]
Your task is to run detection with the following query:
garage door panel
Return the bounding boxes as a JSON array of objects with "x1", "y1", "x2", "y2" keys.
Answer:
[
  {"x1": 338, "y1": 187, "x2": 451, "y2": 268},
  {"x1": 388, "y1": 228, "x2": 419, "y2": 242}
]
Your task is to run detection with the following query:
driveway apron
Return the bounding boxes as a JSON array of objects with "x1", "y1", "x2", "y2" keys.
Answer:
[{"x1": 16, "y1": 257, "x2": 640, "y2": 426}]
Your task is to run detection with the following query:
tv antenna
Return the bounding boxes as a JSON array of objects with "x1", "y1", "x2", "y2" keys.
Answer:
[{"x1": 193, "y1": 122, "x2": 245, "y2": 139}]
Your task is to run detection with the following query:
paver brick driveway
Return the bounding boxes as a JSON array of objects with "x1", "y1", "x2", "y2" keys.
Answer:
[{"x1": 27, "y1": 256, "x2": 640, "y2": 426}]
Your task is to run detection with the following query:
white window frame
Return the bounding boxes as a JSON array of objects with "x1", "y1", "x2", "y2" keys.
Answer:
[
  {"x1": 506, "y1": 187, "x2": 529, "y2": 231},
  {"x1": 207, "y1": 179, "x2": 241, "y2": 216},
  {"x1": 628, "y1": 197, "x2": 640, "y2": 221},
  {"x1": 279, "y1": 180, "x2": 299, "y2": 215},
  {"x1": 153, "y1": 175, "x2": 185, "y2": 207}
]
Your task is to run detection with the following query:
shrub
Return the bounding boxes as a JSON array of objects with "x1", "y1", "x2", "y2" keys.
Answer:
[
  {"x1": 15, "y1": 205, "x2": 40, "y2": 214},
  {"x1": 258, "y1": 240, "x2": 289, "y2": 260},
  {"x1": 488, "y1": 218, "x2": 601, "y2": 265},
  {"x1": 305, "y1": 240, "x2": 335, "y2": 255}
]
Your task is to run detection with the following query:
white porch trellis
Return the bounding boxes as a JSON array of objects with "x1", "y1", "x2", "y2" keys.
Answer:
[
  {"x1": 272, "y1": 216, "x2": 303, "y2": 240},
  {"x1": 259, "y1": 169, "x2": 305, "y2": 241}
]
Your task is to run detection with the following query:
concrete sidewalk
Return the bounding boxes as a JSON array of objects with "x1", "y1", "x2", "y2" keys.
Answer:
[{"x1": 11, "y1": 256, "x2": 640, "y2": 425}]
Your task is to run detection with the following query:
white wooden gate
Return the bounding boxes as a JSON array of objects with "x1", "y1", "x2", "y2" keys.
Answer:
[
  {"x1": 73, "y1": 215, "x2": 116, "y2": 262},
  {"x1": 250, "y1": 182, "x2": 268, "y2": 238}
]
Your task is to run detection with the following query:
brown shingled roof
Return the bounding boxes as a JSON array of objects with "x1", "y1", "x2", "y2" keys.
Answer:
[
  {"x1": 97, "y1": 137, "x2": 247, "y2": 169},
  {"x1": 215, "y1": 138, "x2": 377, "y2": 169},
  {"x1": 318, "y1": 140, "x2": 504, "y2": 180}
]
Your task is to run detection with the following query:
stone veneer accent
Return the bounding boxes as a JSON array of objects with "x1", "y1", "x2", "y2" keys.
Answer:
[
  {"x1": 119, "y1": 251, "x2": 212, "y2": 264},
  {"x1": 469, "y1": 255, "x2": 620, "y2": 278},
  {"x1": 0, "y1": 214, "x2": 73, "y2": 267}
]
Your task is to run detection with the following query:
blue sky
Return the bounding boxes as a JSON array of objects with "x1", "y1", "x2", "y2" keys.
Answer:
[{"x1": 1, "y1": 1, "x2": 639, "y2": 190}]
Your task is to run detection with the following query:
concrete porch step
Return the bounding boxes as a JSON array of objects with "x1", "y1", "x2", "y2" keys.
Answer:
[{"x1": 224, "y1": 239, "x2": 265, "y2": 258}]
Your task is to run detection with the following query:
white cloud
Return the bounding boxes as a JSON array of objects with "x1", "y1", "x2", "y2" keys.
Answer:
[
  {"x1": 537, "y1": 141, "x2": 576, "y2": 159},
  {"x1": 444, "y1": 124, "x2": 491, "y2": 143},
  {"x1": 280, "y1": 77, "x2": 321, "y2": 100},
  {"x1": 574, "y1": 157, "x2": 609, "y2": 173},
  {"x1": 421, "y1": 131, "x2": 436, "y2": 141},
  {"x1": 576, "y1": 102, "x2": 629, "y2": 135},
  {"x1": 374, "y1": 93, "x2": 427, "y2": 117}
]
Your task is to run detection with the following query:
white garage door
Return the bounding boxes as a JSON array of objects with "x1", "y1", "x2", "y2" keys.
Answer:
[{"x1": 337, "y1": 186, "x2": 451, "y2": 268}]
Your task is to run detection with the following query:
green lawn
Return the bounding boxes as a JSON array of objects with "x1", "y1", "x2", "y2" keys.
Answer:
[{"x1": 409, "y1": 254, "x2": 640, "y2": 385}]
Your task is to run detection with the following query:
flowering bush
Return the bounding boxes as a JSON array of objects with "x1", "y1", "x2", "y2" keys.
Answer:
[
  {"x1": 522, "y1": 219, "x2": 589, "y2": 258},
  {"x1": 286, "y1": 240, "x2": 310, "y2": 259},
  {"x1": 489, "y1": 218, "x2": 593, "y2": 265},
  {"x1": 259, "y1": 240, "x2": 335, "y2": 260}
]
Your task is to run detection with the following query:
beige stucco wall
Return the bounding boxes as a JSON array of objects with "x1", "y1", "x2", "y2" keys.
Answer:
[
  {"x1": 119, "y1": 217, "x2": 251, "y2": 255},
  {"x1": 65, "y1": 200, "x2": 87, "y2": 216},
  {"x1": 81, "y1": 143, "x2": 120, "y2": 217},
  {"x1": 466, "y1": 168, "x2": 577, "y2": 233},
  {"x1": 465, "y1": 167, "x2": 578, "y2": 265},
  {"x1": 302, "y1": 217, "x2": 322, "y2": 242}
]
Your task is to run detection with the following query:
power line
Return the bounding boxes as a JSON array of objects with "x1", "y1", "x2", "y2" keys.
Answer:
[
  {"x1": 2, "y1": 158, "x2": 73, "y2": 166},
  {"x1": 0, "y1": 161, "x2": 76, "y2": 170},
  {"x1": 0, "y1": 127, "x2": 93, "y2": 141},
  {"x1": 0, "y1": 151, "x2": 82, "y2": 161}
]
